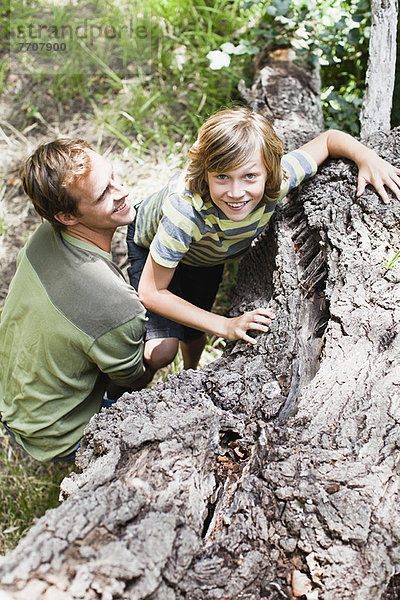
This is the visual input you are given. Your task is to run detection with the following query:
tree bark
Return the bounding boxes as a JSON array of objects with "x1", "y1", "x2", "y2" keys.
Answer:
[
  {"x1": 360, "y1": 0, "x2": 399, "y2": 139},
  {"x1": 0, "y1": 57, "x2": 400, "y2": 600}
]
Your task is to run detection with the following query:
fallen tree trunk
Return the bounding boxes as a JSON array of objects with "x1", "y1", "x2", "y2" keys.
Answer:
[{"x1": 1, "y1": 56, "x2": 400, "y2": 600}]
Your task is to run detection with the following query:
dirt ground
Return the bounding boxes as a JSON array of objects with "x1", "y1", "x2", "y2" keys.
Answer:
[{"x1": 0, "y1": 70, "x2": 186, "y2": 302}]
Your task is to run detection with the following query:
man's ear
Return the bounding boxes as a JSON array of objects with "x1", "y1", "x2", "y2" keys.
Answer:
[{"x1": 54, "y1": 212, "x2": 80, "y2": 226}]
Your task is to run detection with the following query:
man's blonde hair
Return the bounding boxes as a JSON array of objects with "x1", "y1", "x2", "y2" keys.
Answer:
[
  {"x1": 186, "y1": 107, "x2": 284, "y2": 202},
  {"x1": 19, "y1": 138, "x2": 93, "y2": 232}
]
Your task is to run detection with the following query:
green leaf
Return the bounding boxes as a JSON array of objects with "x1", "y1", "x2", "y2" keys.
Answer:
[
  {"x1": 273, "y1": 0, "x2": 292, "y2": 16},
  {"x1": 347, "y1": 27, "x2": 360, "y2": 45}
]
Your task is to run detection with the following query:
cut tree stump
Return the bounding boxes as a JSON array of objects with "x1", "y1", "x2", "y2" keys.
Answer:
[{"x1": 0, "y1": 56, "x2": 399, "y2": 600}]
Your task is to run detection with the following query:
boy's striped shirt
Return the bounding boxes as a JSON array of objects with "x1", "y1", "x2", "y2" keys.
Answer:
[{"x1": 134, "y1": 150, "x2": 317, "y2": 268}]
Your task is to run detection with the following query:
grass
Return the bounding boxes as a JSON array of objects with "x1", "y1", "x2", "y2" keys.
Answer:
[
  {"x1": 0, "y1": 430, "x2": 71, "y2": 555},
  {"x1": 7, "y1": 0, "x2": 258, "y2": 154},
  {"x1": 382, "y1": 250, "x2": 400, "y2": 271},
  {"x1": 0, "y1": 217, "x2": 8, "y2": 236}
]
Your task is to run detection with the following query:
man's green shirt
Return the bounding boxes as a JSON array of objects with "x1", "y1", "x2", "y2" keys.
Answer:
[{"x1": 0, "y1": 222, "x2": 146, "y2": 461}]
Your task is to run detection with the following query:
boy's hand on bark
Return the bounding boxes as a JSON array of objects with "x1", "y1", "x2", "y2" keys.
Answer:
[
  {"x1": 356, "y1": 152, "x2": 400, "y2": 204},
  {"x1": 225, "y1": 308, "x2": 275, "y2": 344}
]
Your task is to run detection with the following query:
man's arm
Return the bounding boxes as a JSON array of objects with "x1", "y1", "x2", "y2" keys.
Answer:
[
  {"x1": 299, "y1": 130, "x2": 400, "y2": 204},
  {"x1": 106, "y1": 363, "x2": 155, "y2": 400},
  {"x1": 89, "y1": 310, "x2": 152, "y2": 393}
]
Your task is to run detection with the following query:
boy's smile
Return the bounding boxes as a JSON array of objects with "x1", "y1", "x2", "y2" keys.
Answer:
[{"x1": 207, "y1": 151, "x2": 268, "y2": 221}]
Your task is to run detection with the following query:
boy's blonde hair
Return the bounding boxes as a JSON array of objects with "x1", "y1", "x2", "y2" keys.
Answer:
[
  {"x1": 19, "y1": 138, "x2": 93, "y2": 232},
  {"x1": 186, "y1": 107, "x2": 284, "y2": 202}
]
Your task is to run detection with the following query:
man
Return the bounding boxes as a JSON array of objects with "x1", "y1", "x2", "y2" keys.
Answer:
[{"x1": 0, "y1": 138, "x2": 152, "y2": 462}]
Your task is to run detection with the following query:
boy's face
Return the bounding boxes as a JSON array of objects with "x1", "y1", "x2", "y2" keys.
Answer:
[
  {"x1": 66, "y1": 150, "x2": 136, "y2": 233},
  {"x1": 207, "y1": 150, "x2": 267, "y2": 221}
]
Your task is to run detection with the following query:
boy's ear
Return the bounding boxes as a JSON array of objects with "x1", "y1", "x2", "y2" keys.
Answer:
[{"x1": 54, "y1": 212, "x2": 80, "y2": 226}]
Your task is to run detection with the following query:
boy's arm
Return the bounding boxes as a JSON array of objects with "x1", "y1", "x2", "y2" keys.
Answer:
[
  {"x1": 138, "y1": 255, "x2": 274, "y2": 344},
  {"x1": 299, "y1": 130, "x2": 400, "y2": 204}
]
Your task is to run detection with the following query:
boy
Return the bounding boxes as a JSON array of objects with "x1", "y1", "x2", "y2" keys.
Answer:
[{"x1": 127, "y1": 107, "x2": 400, "y2": 375}]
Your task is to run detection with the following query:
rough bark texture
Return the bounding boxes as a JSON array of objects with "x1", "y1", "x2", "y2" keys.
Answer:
[
  {"x1": 360, "y1": 0, "x2": 399, "y2": 139},
  {"x1": 1, "y1": 58, "x2": 400, "y2": 600}
]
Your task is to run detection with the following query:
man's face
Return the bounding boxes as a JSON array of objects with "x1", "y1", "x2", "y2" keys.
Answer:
[{"x1": 66, "y1": 150, "x2": 136, "y2": 234}]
